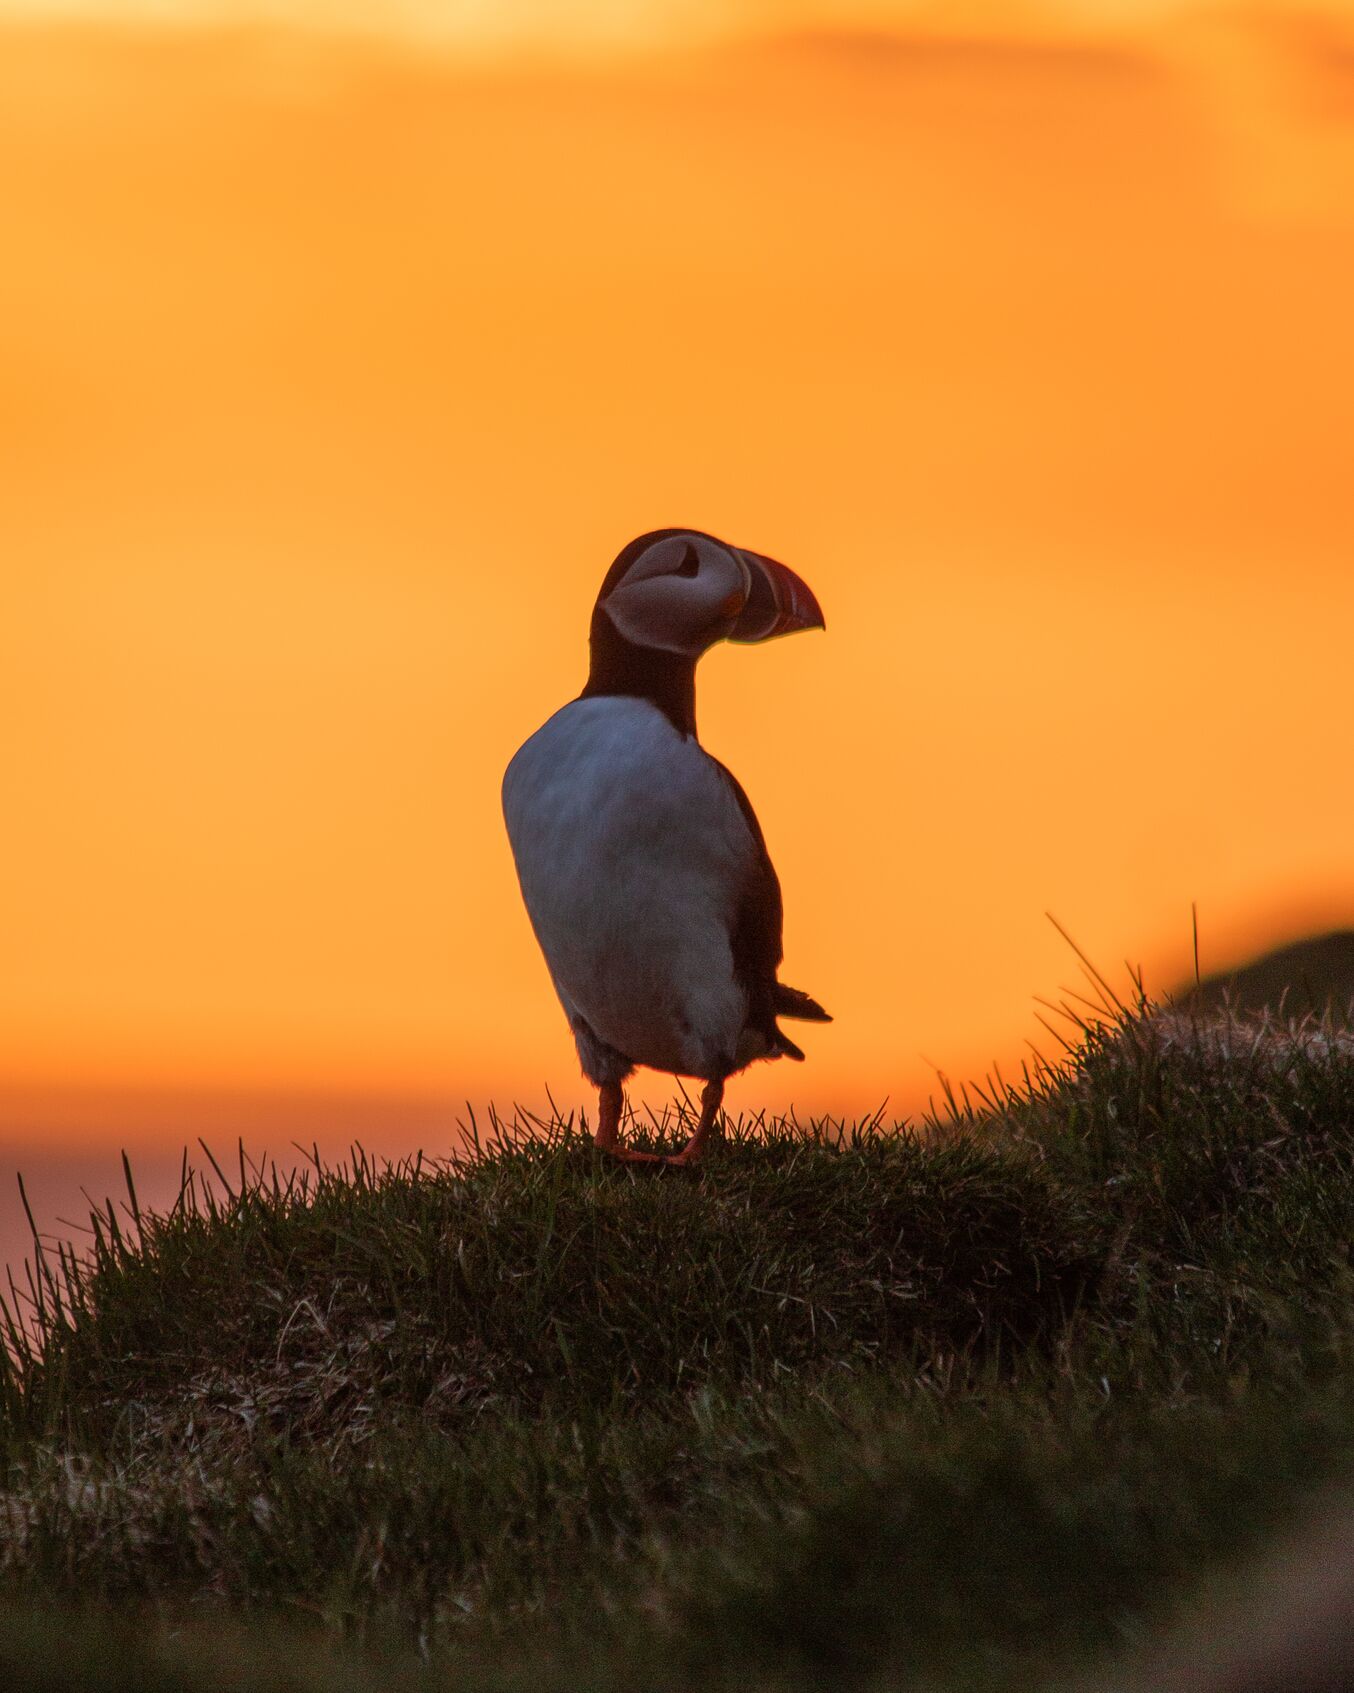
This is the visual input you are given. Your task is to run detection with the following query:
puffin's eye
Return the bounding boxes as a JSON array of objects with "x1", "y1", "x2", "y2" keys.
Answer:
[{"x1": 674, "y1": 543, "x2": 700, "y2": 579}]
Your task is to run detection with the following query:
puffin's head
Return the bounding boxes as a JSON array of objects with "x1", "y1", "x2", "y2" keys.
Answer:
[{"x1": 595, "y1": 528, "x2": 825, "y2": 660}]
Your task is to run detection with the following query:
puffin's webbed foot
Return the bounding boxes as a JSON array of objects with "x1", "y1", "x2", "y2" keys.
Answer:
[
  {"x1": 665, "y1": 1078, "x2": 724, "y2": 1167},
  {"x1": 591, "y1": 1081, "x2": 663, "y2": 1163},
  {"x1": 591, "y1": 1078, "x2": 722, "y2": 1167}
]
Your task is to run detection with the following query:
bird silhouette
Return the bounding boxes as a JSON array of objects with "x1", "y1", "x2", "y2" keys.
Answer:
[{"x1": 503, "y1": 528, "x2": 830, "y2": 1165}]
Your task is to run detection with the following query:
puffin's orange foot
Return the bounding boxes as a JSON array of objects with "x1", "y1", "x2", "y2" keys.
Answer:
[
  {"x1": 594, "y1": 1142, "x2": 665, "y2": 1165},
  {"x1": 662, "y1": 1079, "x2": 723, "y2": 1169}
]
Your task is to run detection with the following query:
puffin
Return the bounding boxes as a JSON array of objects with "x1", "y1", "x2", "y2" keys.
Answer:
[{"x1": 501, "y1": 528, "x2": 830, "y2": 1166}]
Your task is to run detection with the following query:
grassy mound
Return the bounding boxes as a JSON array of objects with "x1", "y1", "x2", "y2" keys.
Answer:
[
  {"x1": 3, "y1": 1000, "x2": 1354, "y2": 1691},
  {"x1": 3, "y1": 1121, "x2": 1096, "y2": 1455}
]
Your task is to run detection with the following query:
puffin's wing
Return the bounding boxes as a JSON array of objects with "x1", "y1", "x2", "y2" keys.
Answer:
[{"x1": 709, "y1": 757, "x2": 831, "y2": 1060}]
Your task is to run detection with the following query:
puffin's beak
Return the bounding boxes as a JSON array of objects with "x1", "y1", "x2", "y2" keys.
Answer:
[{"x1": 728, "y1": 551, "x2": 826, "y2": 643}]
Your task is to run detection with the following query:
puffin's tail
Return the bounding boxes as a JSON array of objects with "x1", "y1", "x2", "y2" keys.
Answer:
[
  {"x1": 767, "y1": 982, "x2": 831, "y2": 1062},
  {"x1": 774, "y1": 983, "x2": 832, "y2": 1023},
  {"x1": 774, "y1": 1030, "x2": 806, "y2": 1061}
]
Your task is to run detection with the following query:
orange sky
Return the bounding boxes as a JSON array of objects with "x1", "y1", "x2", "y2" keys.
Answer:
[{"x1": 2, "y1": 4, "x2": 1353, "y2": 1144}]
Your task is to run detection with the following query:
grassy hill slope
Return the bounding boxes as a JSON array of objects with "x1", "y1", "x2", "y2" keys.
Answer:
[
  {"x1": 1179, "y1": 929, "x2": 1354, "y2": 1022},
  {"x1": 3, "y1": 998, "x2": 1354, "y2": 1692}
]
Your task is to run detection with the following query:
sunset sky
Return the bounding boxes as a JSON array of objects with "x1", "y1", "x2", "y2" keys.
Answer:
[{"x1": 2, "y1": 0, "x2": 1353, "y2": 1165}]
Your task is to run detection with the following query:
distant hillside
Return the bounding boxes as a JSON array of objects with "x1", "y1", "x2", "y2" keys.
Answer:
[{"x1": 1178, "y1": 930, "x2": 1354, "y2": 1021}]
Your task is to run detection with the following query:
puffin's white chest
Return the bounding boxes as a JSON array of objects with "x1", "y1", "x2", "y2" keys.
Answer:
[{"x1": 502, "y1": 696, "x2": 756, "y2": 1077}]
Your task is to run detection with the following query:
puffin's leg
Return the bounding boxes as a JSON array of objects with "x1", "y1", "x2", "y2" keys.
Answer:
[
  {"x1": 668, "y1": 1078, "x2": 724, "y2": 1167},
  {"x1": 594, "y1": 1081, "x2": 623, "y2": 1152},
  {"x1": 593, "y1": 1081, "x2": 662, "y2": 1164}
]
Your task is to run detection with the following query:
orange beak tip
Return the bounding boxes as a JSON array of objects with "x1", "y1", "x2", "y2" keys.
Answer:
[{"x1": 730, "y1": 549, "x2": 826, "y2": 643}]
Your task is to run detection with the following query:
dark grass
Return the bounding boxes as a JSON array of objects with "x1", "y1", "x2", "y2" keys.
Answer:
[
  {"x1": 3, "y1": 993, "x2": 1354, "y2": 1691},
  {"x1": 1, "y1": 1119, "x2": 1098, "y2": 1455}
]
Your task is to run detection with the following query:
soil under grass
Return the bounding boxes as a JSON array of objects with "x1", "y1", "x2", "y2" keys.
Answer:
[{"x1": 3, "y1": 1000, "x2": 1354, "y2": 1691}]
